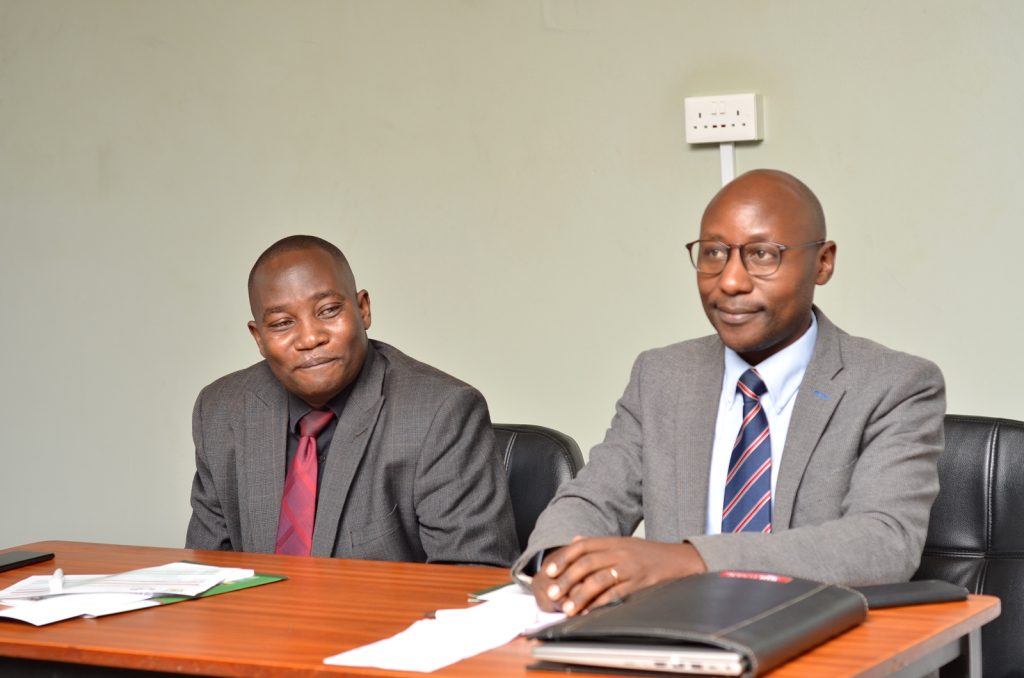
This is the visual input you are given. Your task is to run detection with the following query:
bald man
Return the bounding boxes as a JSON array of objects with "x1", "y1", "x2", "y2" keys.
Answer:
[
  {"x1": 517, "y1": 170, "x2": 945, "y2": 615},
  {"x1": 186, "y1": 235, "x2": 518, "y2": 566}
]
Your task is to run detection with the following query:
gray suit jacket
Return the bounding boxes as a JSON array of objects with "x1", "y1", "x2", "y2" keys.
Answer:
[
  {"x1": 186, "y1": 340, "x2": 519, "y2": 567},
  {"x1": 516, "y1": 309, "x2": 945, "y2": 585}
]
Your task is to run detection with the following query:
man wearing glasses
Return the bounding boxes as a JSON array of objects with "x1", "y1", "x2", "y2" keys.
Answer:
[{"x1": 517, "y1": 169, "x2": 945, "y2": 615}]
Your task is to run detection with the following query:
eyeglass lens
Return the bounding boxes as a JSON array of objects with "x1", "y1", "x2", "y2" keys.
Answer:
[{"x1": 689, "y1": 242, "x2": 784, "y2": 276}]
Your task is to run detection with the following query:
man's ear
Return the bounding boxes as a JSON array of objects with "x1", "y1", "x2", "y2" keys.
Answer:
[
  {"x1": 815, "y1": 241, "x2": 837, "y2": 285},
  {"x1": 357, "y1": 290, "x2": 372, "y2": 331},
  {"x1": 247, "y1": 321, "x2": 267, "y2": 358}
]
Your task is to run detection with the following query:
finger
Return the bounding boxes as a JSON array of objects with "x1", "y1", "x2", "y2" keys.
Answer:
[
  {"x1": 587, "y1": 585, "x2": 628, "y2": 611},
  {"x1": 562, "y1": 565, "x2": 621, "y2": 616},
  {"x1": 532, "y1": 561, "x2": 568, "y2": 606},
  {"x1": 584, "y1": 566, "x2": 627, "y2": 609},
  {"x1": 588, "y1": 571, "x2": 631, "y2": 610},
  {"x1": 531, "y1": 573, "x2": 561, "y2": 612},
  {"x1": 547, "y1": 536, "x2": 632, "y2": 577},
  {"x1": 537, "y1": 544, "x2": 585, "y2": 603},
  {"x1": 554, "y1": 549, "x2": 615, "y2": 602},
  {"x1": 543, "y1": 539, "x2": 629, "y2": 606},
  {"x1": 542, "y1": 539, "x2": 587, "y2": 580}
]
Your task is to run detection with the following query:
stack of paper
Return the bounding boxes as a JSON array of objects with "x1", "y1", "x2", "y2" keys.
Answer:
[
  {"x1": 0, "y1": 562, "x2": 255, "y2": 626},
  {"x1": 325, "y1": 583, "x2": 564, "y2": 673}
]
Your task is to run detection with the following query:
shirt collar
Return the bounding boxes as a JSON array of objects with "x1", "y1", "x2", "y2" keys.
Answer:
[
  {"x1": 287, "y1": 389, "x2": 348, "y2": 434},
  {"x1": 721, "y1": 312, "x2": 818, "y2": 415}
]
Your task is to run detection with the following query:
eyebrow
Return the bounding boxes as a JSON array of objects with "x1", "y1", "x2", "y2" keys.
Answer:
[
  {"x1": 701, "y1": 231, "x2": 775, "y2": 243},
  {"x1": 261, "y1": 290, "x2": 344, "y2": 319}
]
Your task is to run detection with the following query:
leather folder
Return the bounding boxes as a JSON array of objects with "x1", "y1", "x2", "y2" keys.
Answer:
[
  {"x1": 529, "y1": 571, "x2": 868, "y2": 677},
  {"x1": 853, "y1": 579, "x2": 968, "y2": 609}
]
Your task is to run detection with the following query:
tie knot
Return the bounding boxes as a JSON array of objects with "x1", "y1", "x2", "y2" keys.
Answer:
[
  {"x1": 298, "y1": 409, "x2": 335, "y2": 438},
  {"x1": 738, "y1": 369, "x2": 767, "y2": 401}
]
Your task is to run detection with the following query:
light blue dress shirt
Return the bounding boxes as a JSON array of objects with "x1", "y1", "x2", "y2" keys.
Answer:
[{"x1": 704, "y1": 313, "x2": 818, "y2": 535}]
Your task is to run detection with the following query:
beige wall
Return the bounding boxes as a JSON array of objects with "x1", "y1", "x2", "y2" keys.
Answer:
[{"x1": 1, "y1": 0, "x2": 1021, "y2": 548}]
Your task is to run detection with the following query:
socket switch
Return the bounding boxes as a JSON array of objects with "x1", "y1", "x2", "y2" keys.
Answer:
[{"x1": 684, "y1": 93, "x2": 763, "y2": 144}]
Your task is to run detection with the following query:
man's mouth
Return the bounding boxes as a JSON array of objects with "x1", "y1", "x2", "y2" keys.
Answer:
[
  {"x1": 298, "y1": 356, "x2": 336, "y2": 370},
  {"x1": 715, "y1": 306, "x2": 760, "y2": 324}
]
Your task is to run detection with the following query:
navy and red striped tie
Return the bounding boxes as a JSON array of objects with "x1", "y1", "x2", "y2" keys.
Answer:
[
  {"x1": 722, "y1": 369, "x2": 772, "y2": 533},
  {"x1": 275, "y1": 409, "x2": 335, "y2": 555}
]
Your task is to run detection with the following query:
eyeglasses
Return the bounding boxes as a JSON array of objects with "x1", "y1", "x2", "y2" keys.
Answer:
[{"x1": 685, "y1": 239, "x2": 826, "y2": 277}]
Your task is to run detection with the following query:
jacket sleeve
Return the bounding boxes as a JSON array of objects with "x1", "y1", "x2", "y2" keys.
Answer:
[
  {"x1": 185, "y1": 387, "x2": 234, "y2": 551},
  {"x1": 414, "y1": 385, "x2": 520, "y2": 567},
  {"x1": 512, "y1": 354, "x2": 648, "y2": 575}
]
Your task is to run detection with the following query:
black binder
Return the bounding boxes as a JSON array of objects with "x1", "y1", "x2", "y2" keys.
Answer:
[
  {"x1": 853, "y1": 579, "x2": 968, "y2": 609},
  {"x1": 529, "y1": 571, "x2": 868, "y2": 677}
]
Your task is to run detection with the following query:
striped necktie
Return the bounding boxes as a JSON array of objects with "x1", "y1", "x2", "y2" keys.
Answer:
[
  {"x1": 722, "y1": 368, "x2": 773, "y2": 533},
  {"x1": 275, "y1": 409, "x2": 335, "y2": 555}
]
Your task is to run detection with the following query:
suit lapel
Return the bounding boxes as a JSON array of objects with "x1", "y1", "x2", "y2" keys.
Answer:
[
  {"x1": 311, "y1": 346, "x2": 386, "y2": 557},
  {"x1": 675, "y1": 337, "x2": 725, "y2": 539},
  {"x1": 773, "y1": 308, "x2": 845, "y2": 528},
  {"x1": 245, "y1": 371, "x2": 289, "y2": 553}
]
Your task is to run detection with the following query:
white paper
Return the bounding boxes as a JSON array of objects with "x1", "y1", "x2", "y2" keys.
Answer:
[
  {"x1": 438, "y1": 591, "x2": 565, "y2": 634},
  {"x1": 81, "y1": 597, "x2": 160, "y2": 618},
  {"x1": 324, "y1": 591, "x2": 564, "y2": 672},
  {"x1": 0, "y1": 593, "x2": 155, "y2": 626},
  {"x1": 459, "y1": 582, "x2": 565, "y2": 632},
  {"x1": 48, "y1": 562, "x2": 253, "y2": 598},
  {"x1": 0, "y1": 575, "x2": 108, "y2": 601},
  {"x1": 0, "y1": 562, "x2": 255, "y2": 626}
]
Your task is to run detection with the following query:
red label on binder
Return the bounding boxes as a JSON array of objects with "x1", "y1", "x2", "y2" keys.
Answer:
[{"x1": 719, "y1": 571, "x2": 793, "y2": 583}]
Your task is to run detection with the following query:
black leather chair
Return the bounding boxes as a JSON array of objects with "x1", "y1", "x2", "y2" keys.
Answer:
[
  {"x1": 913, "y1": 414, "x2": 1024, "y2": 678},
  {"x1": 494, "y1": 423, "x2": 585, "y2": 552}
]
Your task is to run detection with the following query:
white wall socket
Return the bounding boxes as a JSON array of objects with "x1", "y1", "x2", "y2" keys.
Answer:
[{"x1": 684, "y1": 93, "x2": 763, "y2": 144}]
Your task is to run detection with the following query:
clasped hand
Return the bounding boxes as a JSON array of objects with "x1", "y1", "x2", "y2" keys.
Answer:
[{"x1": 531, "y1": 536, "x2": 707, "y2": 616}]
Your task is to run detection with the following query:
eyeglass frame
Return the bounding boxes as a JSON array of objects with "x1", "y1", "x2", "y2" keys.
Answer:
[{"x1": 684, "y1": 239, "x2": 827, "y2": 278}]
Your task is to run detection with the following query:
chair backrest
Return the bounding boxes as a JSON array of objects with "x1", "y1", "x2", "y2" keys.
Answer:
[
  {"x1": 913, "y1": 414, "x2": 1024, "y2": 678},
  {"x1": 494, "y1": 423, "x2": 585, "y2": 552}
]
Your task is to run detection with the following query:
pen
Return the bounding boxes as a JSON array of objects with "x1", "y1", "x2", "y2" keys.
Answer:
[{"x1": 49, "y1": 568, "x2": 64, "y2": 594}]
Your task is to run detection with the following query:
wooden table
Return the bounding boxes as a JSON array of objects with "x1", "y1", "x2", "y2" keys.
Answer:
[{"x1": 0, "y1": 542, "x2": 1000, "y2": 677}]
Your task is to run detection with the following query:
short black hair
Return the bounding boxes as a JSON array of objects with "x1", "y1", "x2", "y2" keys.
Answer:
[{"x1": 247, "y1": 235, "x2": 350, "y2": 298}]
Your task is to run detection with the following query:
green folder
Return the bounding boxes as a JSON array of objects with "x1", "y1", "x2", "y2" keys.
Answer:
[{"x1": 151, "y1": 571, "x2": 286, "y2": 606}]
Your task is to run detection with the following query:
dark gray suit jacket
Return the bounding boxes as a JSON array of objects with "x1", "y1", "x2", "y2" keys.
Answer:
[
  {"x1": 186, "y1": 340, "x2": 519, "y2": 567},
  {"x1": 516, "y1": 309, "x2": 945, "y2": 585}
]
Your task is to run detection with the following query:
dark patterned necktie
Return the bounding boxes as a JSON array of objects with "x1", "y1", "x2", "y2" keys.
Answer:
[
  {"x1": 722, "y1": 369, "x2": 773, "y2": 533},
  {"x1": 275, "y1": 409, "x2": 335, "y2": 555}
]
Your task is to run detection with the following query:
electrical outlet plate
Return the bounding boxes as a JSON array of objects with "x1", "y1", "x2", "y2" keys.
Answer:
[{"x1": 684, "y1": 93, "x2": 763, "y2": 144}]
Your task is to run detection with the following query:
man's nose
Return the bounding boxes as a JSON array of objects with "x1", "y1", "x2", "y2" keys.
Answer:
[
  {"x1": 718, "y1": 247, "x2": 754, "y2": 295},
  {"x1": 294, "y1": 319, "x2": 329, "y2": 350}
]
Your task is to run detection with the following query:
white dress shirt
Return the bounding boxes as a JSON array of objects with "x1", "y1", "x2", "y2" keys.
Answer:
[{"x1": 704, "y1": 313, "x2": 818, "y2": 535}]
